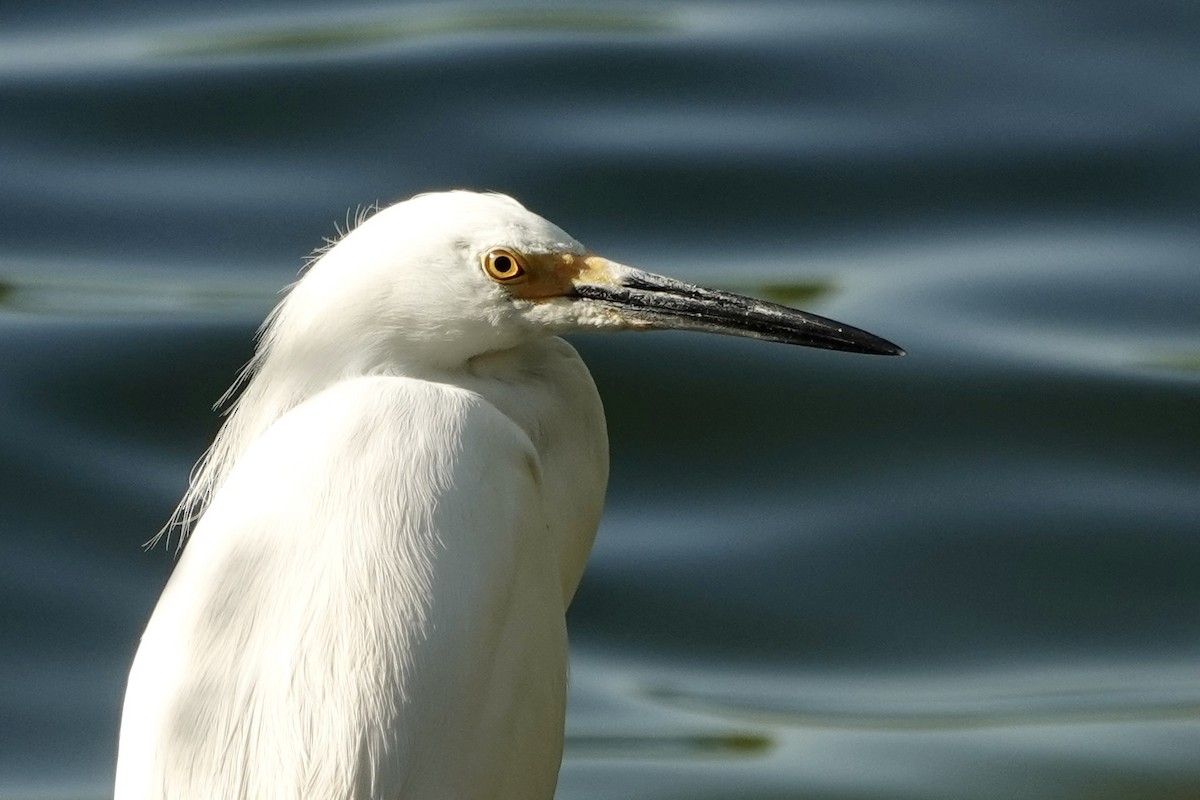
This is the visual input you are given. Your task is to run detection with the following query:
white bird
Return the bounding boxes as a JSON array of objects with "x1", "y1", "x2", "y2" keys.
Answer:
[{"x1": 114, "y1": 190, "x2": 902, "y2": 800}]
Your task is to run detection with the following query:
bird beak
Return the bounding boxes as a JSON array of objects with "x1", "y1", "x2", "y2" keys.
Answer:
[{"x1": 568, "y1": 259, "x2": 904, "y2": 356}]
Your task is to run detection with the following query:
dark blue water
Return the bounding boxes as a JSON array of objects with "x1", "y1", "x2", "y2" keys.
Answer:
[{"x1": 2, "y1": 2, "x2": 1199, "y2": 797}]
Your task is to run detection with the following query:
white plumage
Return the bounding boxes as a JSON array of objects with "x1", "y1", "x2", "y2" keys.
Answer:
[{"x1": 115, "y1": 191, "x2": 900, "y2": 799}]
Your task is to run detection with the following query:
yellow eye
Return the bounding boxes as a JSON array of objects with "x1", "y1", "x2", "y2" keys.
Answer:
[{"x1": 482, "y1": 248, "x2": 528, "y2": 283}]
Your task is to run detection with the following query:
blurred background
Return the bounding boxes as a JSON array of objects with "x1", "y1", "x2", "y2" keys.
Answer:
[{"x1": 2, "y1": 1, "x2": 1199, "y2": 798}]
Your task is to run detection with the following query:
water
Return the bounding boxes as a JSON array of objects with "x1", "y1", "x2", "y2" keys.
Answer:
[{"x1": 2, "y1": 1, "x2": 1198, "y2": 797}]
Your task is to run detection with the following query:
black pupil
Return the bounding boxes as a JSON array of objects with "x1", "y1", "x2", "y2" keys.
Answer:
[{"x1": 494, "y1": 255, "x2": 513, "y2": 273}]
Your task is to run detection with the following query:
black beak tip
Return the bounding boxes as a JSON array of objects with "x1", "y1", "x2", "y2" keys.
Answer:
[
  {"x1": 839, "y1": 330, "x2": 905, "y2": 357},
  {"x1": 850, "y1": 342, "x2": 906, "y2": 357}
]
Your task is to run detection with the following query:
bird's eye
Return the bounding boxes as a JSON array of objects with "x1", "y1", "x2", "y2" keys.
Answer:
[{"x1": 482, "y1": 248, "x2": 528, "y2": 283}]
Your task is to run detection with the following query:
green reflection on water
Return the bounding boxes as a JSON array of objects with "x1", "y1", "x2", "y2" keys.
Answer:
[
  {"x1": 565, "y1": 732, "x2": 772, "y2": 759},
  {"x1": 1145, "y1": 352, "x2": 1200, "y2": 373},
  {"x1": 163, "y1": 8, "x2": 672, "y2": 57},
  {"x1": 0, "y1": 271, "x2": 276, "y2": 317},
  {"x1": 749, "y1": 281, "x2": 833, "y2": 307},
  {"x1": 643, "y1": 687, "x2": 1200, "y2": 732}
]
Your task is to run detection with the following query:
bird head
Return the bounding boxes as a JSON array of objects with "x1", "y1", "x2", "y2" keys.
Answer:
[{"x1": 272, "y1": 190, "x2": 903, "y2": 377}]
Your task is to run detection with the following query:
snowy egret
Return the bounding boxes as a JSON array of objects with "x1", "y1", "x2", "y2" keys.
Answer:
[{"x1": 115, "y1": 191, "x2": 902, "y2": 799}]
